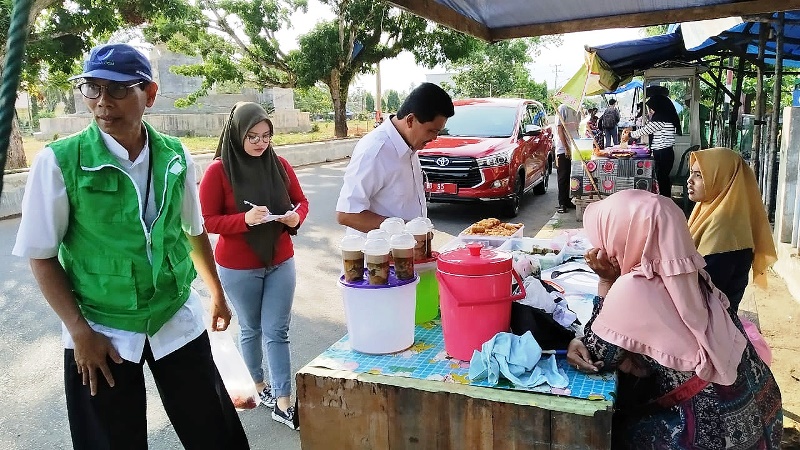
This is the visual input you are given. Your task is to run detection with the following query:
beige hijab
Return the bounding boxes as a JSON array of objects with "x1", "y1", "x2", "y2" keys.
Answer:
[{"x1": 687, "y1": 148, "x2": 777, "y2": 287}]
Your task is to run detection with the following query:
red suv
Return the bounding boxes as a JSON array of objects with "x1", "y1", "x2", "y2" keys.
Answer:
[{"x1": 418, "y1": 98, "x2": 554, "y2": 217}]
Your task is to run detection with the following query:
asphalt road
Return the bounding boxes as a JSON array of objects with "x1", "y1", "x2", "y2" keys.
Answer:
[{"x1": 0, "y1": 159, "x2": 558, "y2": 449}]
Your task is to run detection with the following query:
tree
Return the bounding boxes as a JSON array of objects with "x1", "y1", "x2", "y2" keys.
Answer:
[
  {"x1": 286, "y1": 0, "x2": 480, "y2": 137},
  {"x1": 643, "y1": 25, "x2": 670, "y2": 37},
  {"x1": 385, "y1": 89, "x2": 400, "y2": 112},
  {"x1": 365, "y1": 92, "x2": 375, "y2": 113},
  {"x1": 447, "y1": 39, "x2": 551, "y2": 103},
  {"x1": 1, "y1": 0, "x2": 200, "y2": 169},
  {"x1": 293, "y1": 84, "x2": 333, "y2": 117}
]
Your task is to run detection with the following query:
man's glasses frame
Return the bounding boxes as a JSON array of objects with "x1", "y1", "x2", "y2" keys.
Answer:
[
  {"x1": 246, "y1": 133, "x2": 273, "y2": 144},
  {"x1": 76, "y1": 81, "x2": 145, "y2": 100}
]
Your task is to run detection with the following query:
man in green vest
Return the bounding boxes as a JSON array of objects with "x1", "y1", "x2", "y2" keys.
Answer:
[{"x1": 13, "y1": 43, "x2": 249, "y2": 449}]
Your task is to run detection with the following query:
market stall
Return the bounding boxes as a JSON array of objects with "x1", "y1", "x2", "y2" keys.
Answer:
[{"x1": 297, "y1": 218, "x2": 615, "y2": 449}]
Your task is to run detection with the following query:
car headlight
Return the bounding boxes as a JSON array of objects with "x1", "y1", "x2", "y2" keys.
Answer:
[{"x1": 476, "y1": 150, "x2": 513, "y2": 167}]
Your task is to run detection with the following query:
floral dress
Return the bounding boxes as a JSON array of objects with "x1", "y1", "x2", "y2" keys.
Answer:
[{"x1": 582, "y1": 296, "x2": 783, "y2": 450}]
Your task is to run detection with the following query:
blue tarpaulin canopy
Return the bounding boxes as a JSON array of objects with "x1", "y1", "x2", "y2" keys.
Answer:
[{"x1": 606, "y1": 80, "x2": 643, "y2": 95}]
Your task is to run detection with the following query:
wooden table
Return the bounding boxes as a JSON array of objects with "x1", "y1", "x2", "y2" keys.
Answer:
[{"x1": 297, "y1": 364, "x2": 612, "y2": 449}]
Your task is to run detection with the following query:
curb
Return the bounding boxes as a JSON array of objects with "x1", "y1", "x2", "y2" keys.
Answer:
[{"x1": 0, "y1": 138, "x2": 358, "y2": 219}]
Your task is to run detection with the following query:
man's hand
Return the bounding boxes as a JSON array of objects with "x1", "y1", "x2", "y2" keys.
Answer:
[
  {"x1": 210, "y1": 297, "x2": 232, "y2": 331},
  {"x1": 71, "y1": 328, "x2": 123, "y2": 396},
  {"x1": 566, "y1": 338, "x2": 603, "y2": 373}
]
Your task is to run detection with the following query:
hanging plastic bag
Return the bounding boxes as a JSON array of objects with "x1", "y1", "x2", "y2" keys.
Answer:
[
  {"x1": 739, "y1": 316, "x2": 773, "y2": 367},
  {"x1": 208, "y1": 328, "x2": 260, "y2": 410}
]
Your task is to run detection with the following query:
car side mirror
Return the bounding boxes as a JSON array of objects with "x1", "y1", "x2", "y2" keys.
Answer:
[{"x1": 524, "y1": 124, "x2": 542, "y2": 136}]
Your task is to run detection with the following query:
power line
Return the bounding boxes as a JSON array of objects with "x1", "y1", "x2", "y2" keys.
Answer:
[{"x1": 551, "y1": 64, "x2": 562, "y2": 91}]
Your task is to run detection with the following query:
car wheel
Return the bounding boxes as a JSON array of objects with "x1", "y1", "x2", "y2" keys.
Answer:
[
  {"x1": 502, "y1": 173, "x2": 524, "y2": 217},
  {"x1": 533, "y1": 169, "x2": 548, "y2": 195}
]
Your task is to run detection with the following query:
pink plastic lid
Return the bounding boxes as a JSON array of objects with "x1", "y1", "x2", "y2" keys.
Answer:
[{"x1": 437, "y1": 243, "x2": 512, "y2": 276}]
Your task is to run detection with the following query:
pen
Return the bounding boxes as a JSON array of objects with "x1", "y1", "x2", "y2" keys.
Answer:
[
  {"x1": 542, "y1": 349, "x2": 567, "y2": 356},
  {"x1": 243, "y1": 200, "x2": 259, "y2": 208}
]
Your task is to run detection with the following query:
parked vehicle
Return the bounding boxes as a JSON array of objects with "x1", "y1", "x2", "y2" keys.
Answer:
[{"x1": 418, "y1": 98, "x2": 554, "y2": 217}]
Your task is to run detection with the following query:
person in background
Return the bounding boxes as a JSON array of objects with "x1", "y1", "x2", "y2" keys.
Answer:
[
  {"x1": 555, "y1": 103, "x2": 580, "y2": 214},
  {"x1": 568, "y1": 189, "x2": 782, "y2": 450},
  {"x1": 336, "y1": 82, "x2": 453, "y2": 234},
  {"x1": 600, "y1": 98, "x2": 621, "y2": 147},
  {"x1": 687, "y1": 147, "x2": 777, "y2": 313},
  {"x1": 12, "y1": 43, "x2": 249, "y2": 449},
  {"x1": 629, "y1": 94, "x2": 681, "y2": 197},
  {"x1": 199, "y1": 102, "x2": 309, "y2": 430}
]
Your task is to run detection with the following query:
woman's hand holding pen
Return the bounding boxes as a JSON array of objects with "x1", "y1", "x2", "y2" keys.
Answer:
[{"x1": 244, "y1": 200, "x2": 270, "y2": 226}]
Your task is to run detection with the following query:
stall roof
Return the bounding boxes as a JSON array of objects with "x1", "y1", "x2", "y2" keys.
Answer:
[
  {"x1": 387, "y1": 0, "x2": 800, "y2": 42},
  {"x1": 587, "y1": 31, "x2": 693, "y2": 81}
]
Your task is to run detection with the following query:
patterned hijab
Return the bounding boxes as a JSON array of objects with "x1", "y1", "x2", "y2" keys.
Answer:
[
  {"x1": 584, "y1": 190, "x2": 746, "y2": 385},
  {"x1": 214, "y1": 102, "x2": 292, "y2": 267},
  {"x1": 688, "y1": 147, "x2": 777, "y2": 288}
]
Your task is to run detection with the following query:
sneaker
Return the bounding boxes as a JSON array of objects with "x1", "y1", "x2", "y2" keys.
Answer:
[
  {"x1": 272, "y1": 405, "x2": 299, "y2": 430},
  {"x1": 258, "y1": 386, "x2": 276, "y2": 409}
]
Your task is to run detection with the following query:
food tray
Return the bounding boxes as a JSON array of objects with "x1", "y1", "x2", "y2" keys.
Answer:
[
  {"x1": 458, "y1": 223, "x2": 524, "y2": 239},
  {"x1": 497, "y1": 237, "x2": 567, "y2": 270}
]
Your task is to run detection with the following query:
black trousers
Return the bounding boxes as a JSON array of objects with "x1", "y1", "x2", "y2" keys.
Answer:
[
  {"x1": 65, "y1": 331, "x2": 249, "y2": 450},
  {"x1": 557, "y1": 154, "x2": 572, "y2": 207},
  {"x1": 652, "y1": 146, "x2": 674, "y2": 197}
]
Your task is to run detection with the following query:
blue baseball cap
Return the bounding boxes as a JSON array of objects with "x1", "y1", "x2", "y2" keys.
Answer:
[{"x1": 68, "y1": 43, "x2": 153, "y2": 83}]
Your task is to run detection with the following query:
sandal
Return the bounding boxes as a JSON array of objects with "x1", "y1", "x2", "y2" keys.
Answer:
[{"x1": 557, "y1": 206, "x2": 568, "y2": 214}]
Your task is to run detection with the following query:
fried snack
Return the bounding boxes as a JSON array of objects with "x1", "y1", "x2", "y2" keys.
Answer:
[{"x1": 464, "y1": 219, "x2": 522, "y2": 236}]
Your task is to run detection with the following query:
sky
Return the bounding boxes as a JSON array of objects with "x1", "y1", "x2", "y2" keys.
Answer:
[{"x1": 275, "y1": 1, "x2": 645, "y2": 95}]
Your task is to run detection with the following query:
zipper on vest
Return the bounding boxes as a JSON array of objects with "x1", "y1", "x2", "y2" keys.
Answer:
[{"x1": 154, "y1": 154, "x2": 181, "y2": 226}]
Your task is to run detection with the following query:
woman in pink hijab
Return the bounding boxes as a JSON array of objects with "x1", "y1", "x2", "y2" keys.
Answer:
[{"x1": 566, "y1": 189, "x2": 781, "y2": 449}]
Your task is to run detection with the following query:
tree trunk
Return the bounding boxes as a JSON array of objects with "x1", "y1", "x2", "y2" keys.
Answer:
[
  {"x1": 329, "y1": 69, "x2": 348, "y2": 138},
  {"x1": 6, "y1": 117, "x2": 28, "y2": 170}
]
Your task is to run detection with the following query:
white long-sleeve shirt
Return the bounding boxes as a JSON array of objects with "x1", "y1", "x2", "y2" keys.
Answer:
[{"x1": 630, "y1": 121, "x2": 676, "y2": 150}]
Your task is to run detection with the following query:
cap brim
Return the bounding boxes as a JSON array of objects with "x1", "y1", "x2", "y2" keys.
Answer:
[{"x1": 68, "y1": 69, "x2": 145, "y2": 82}]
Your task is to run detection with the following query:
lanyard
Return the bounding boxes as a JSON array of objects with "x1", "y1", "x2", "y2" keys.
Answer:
[{"x1": 142, "y1": 150, "x2": 153, "y2": 225}]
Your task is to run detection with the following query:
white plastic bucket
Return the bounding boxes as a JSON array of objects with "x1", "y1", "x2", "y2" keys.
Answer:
[{"x1": 339, "y1": 269, "x2": 419, "y2": 354}]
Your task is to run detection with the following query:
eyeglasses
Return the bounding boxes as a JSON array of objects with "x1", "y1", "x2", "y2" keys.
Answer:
[
  {"x1": 76, "y1": 81, "x2": 145, "y2": 100},
  {"x1": 246, "y1": 133, "x2": 273, "y2": 144}
]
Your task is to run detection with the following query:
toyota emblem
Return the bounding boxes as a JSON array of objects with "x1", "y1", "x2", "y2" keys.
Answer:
[{"x1": 435, "y1": 157, "x2": 450, "y2": 167}]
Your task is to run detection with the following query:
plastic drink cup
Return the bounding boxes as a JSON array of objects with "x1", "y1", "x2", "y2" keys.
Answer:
[
  {"x1": 340, "y1": 235, "x2": 366, "y2": 282},
  {"x1": 363, "y1": 238, "x2": 391, "y2": 285},
  {"x1": 405, "y1": 218, "x2": 432, "y2": 261},
  {"x1": 390, "y1": 233, "x2": 416, "y2": 280},
  {"x1": 366, "y1": 229, "x2": 390, "y2": 241},
  {"x1": 380, "y1": 217, "x2": 406, "y2": 237}
]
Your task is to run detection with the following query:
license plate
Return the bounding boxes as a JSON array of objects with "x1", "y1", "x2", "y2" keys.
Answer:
[{"x1": 425, "y1": 182, "x2": 458, "y2": 194}]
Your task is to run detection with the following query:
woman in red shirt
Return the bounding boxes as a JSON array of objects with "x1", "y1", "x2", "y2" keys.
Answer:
[{"x1": 199, "y1": 102, "x2": 309, "y2": 430}]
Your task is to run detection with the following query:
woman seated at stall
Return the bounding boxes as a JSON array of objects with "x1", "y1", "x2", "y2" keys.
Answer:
[
  {"x1": 687, "y1": 147, "x2": 777, "y2": 313},
  {"x1": 567, "y1": 189, "x2": 782, "y2": 450}
]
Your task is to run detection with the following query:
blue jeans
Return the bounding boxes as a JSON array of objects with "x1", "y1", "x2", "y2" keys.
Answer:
[
  {"x1": 217, "y1": 258, "x2": 296, "y2": 398},
  {"x1": 603, "y1": 127, "x2": 619, "y2": 147}
]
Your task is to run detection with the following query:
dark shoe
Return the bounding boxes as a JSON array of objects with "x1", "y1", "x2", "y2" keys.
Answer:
[
  {"x1": 557, "y1": 206, "x2": 568, "y2": 214},
  {"x1": 258, "y1": 385, "x2": 276, "y2": 409},
  {"x1": 272, "y1": 405, "x2": 299, "y2": 430},
  {"x1": 566, "y1": 202, "x2": 577, "y2": 210}
]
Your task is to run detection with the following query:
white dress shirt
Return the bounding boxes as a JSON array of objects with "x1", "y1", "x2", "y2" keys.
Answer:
[
  {"x1": 336, "y1": 119, "x2": 427, "y2": 234},
  {"x1": 12, "y1": 126, "x2": 207, "y2": 362}
]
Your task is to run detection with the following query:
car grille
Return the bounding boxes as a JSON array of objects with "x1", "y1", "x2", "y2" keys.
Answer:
[{"x1": 418, "y1": 155, "x2": 482, "y2": 188}]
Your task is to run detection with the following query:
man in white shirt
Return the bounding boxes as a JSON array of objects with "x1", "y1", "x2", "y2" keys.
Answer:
[
  {"x1": 336, "y1": 83, "x2": 454, "y2": 233},
  {"x1": 555, "y1": 103, "x2": 580, "y2": 213},
  {"x1": 12, "y1": 43, "x2": 248, "y2": 449}
]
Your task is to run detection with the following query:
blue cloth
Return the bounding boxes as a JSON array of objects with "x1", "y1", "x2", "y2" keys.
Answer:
[{"x1": 468, "y1": 331, "x2": 569, "y2": 388}]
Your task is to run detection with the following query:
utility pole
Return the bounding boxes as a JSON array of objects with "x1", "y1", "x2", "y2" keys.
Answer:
[{"x1": 551, "y1": 64, "x2": 562, "y2": 90}]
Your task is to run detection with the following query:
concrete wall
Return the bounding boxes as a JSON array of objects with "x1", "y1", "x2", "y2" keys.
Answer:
[
  {"x1": 38, "y1": 109, "x2": 311, "y2": 141},
  {"x1": 0, "y1": 138, "x2": 357, "y2": 219}
]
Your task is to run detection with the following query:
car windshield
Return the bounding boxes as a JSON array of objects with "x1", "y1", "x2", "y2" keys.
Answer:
[{"x1": 439, "y1": 105, "x2": 518, "y2": 138}]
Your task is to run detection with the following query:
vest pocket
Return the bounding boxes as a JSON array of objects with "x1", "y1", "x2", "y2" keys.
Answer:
[
  {"x1": 167, "y1": 240, "x2": 195, "y2": 296},
  {"x1": 71, "y1": 257, "x2": 138, "y2": 311},
  {"x1": 76, "y1": 175, "x2": 129, "y2": 223}
]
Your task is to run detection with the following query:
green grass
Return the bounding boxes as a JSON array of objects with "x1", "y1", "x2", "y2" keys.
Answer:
[{"x1": 21, "y1": 119, "x2": 374, "y2": 166}]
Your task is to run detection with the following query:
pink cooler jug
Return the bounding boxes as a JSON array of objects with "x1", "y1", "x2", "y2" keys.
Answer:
[{"x1": 436, "y1": 243, "x2": 526, "y2": 361}]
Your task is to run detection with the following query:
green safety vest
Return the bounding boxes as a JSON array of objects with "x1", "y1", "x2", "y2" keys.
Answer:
[{"x1": 51, "y1": 121, "x2": 197, "y2": 335}]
